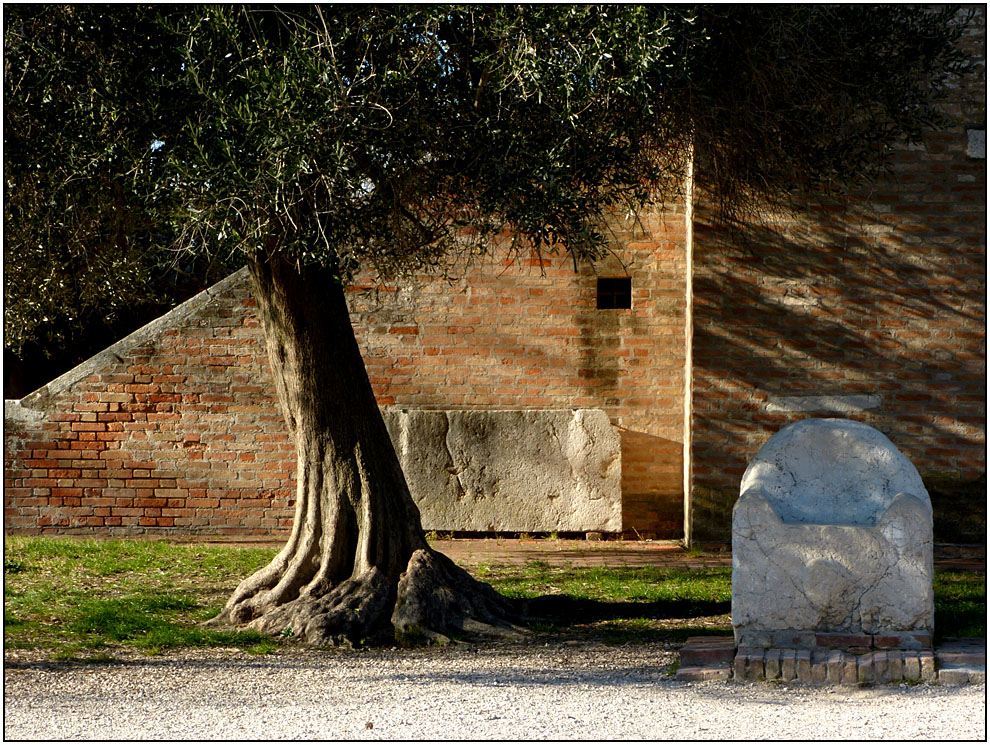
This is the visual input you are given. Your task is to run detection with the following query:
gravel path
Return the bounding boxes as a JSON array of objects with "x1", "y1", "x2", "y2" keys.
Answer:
[{"x1": 5, "y1": 643, "x2": 985, "y2": 741}]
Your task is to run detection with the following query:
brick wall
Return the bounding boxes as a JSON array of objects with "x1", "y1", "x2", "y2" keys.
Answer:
[
  {"x1": 5, "y1": 11, "x2": 985, "y2": 544},
  {"x1": 689, "y1": 8, "x2": 987, "y2": 543},
  {"x1": 4, "y1": 272, "x2": 298, "y2": 537},
  {"x1": 5, "y1": 206, "x2": 691, "y2": 539},
  {"x1": 347, "y1": 206, "x2": 688, "y2": 536}
]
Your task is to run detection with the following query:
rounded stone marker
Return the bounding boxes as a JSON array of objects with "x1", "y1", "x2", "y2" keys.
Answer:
[{"x1": 739, "y1": 418, "x2": 930, "y2": 526}]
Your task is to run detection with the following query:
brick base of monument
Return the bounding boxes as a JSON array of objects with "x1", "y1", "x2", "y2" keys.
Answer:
[
  {"x1": 676, "y1": 636, "x2": 986, "y2": 685},
  {"x1": 734, "y1": 647, "x2": 937, "y2": 684}
]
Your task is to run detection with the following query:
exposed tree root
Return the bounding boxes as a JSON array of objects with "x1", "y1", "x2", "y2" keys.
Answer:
[
  {"x1": 210, "y1": 548, "x2": 526, "y2": 646},
  {"x1": 392, "y1": 548, "x2": 528, "y2": 644}
]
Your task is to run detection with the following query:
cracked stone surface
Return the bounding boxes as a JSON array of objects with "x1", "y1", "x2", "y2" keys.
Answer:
[
  {"x1": 732, "y1": 418, "x2": 933, "y2": 644},
  {"x1": 382, "y1": 409, "x2": 621, "y2": 532},
  {"x1": 739, "y1": 418, "x2": 929, "y2": 526}
]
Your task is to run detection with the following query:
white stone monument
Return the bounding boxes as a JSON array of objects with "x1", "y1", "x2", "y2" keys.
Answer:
[{"x1": 732, "y1": 418, "x2": 934, "y2": 649}]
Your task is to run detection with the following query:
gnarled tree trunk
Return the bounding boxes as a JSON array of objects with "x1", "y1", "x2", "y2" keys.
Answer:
[{"x1": 210, "y1": 254, "x2": 521, "y2": 645}]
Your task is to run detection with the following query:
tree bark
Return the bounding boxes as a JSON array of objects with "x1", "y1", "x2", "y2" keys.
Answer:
[{"x1": 210, "y1": 253, "x2": 521, "y2": 645}]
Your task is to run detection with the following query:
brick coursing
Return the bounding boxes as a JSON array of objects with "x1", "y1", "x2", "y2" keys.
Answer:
[
  {"x1": 4, "y1": 272, "x2": 297, "y2": 537},
  {"x1": 5, "y1": 208, "x2": 690, "y2": 538}
]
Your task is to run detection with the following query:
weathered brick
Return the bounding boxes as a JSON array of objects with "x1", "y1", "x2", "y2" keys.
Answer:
[{"x1": 780, "y1": 650, "x2": 797, "y2": 682}]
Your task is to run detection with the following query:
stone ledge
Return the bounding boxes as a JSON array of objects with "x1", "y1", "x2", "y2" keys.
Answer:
[
  {"x1": 679, "y1": 636, "x2": 736, "y2": 667},
  {"x1": 938, "y1": 665, "x2": 986, "y2": 685},
  {"x1": 936, "y1": 637, "x2": 986, "y2": 667},
  {"x1": 736, "y1": 629, "x2": 933, "y2": 651},
  {"x1": 765, "y1": 394, "x2": 882, "y2": 413}
]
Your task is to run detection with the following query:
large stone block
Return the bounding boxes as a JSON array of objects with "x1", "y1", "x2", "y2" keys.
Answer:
[
  {"x1": 382, "y1": 409, "x2": 621, "y2": 532},
  {"x1": 732, "y1": 418, "x2": 933, "y2": 646}
]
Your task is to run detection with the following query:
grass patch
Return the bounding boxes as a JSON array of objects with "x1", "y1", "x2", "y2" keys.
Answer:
[
  {"x1": 934, "y1": 570, "x2": 987, "y2": 640},
  {"x1": 475, "y1": 559, "x2": 732, "y2": 606},
  {"x1": 475, "y1": 560, "x2": 734, "y2": 642},
  {"x1": 4, "y1": 537, "x2": 984, "y2": 658},
  {"x1": 4, "y1": 536, "x2": 279, "y2": 659}
]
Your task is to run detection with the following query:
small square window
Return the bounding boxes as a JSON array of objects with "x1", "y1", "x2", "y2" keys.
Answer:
[{"x1": 597, "y1": 277, "x2": 632, "y2": 309}]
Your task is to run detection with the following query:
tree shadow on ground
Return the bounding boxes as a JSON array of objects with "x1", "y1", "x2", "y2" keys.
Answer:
[{"x1": 524, "y1": 594, "x2": 730, "y2": 626}]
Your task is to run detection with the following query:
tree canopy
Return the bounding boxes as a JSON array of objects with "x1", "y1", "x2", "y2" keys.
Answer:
[{"x1": 6, "y1": 5, "x2": 972, "y2": 318}]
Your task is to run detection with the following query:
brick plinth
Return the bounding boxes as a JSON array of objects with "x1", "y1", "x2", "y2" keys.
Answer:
[{"x1": 677, "y1": 636, "x2": 986, "y2": 686}]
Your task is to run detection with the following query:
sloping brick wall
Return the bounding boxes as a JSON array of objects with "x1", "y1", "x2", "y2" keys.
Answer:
[{"x1": 4, "y1": 271, "x2": 297, "y2": 536}]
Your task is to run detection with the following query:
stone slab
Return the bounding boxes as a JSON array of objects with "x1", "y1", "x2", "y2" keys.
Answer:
[
  {"x1": 858, "y1": 654, "x2": 876, "y2": 684},
  {"x1": 816, "y1": 632, "x2": 872, "y2": 649},
  {"x1": 765, "y1": 395, "x2": 882, "y2": 414},
  {"x1": 936, "y1": 638, "x2": 987, "y2": 667},
  {"x1": 939, "y1": 666, "x2": 978, "y2": 685},
  {"x1": 903, "y1": 653, "x2": 921, "y2": 681},
  {"x1": 765, "y1": 649, "x2": 781, "y2": 680},
  {"x1": 733, "y1": 653, "x2": 747, "y2": 681},
  {"x1": 873, "y1": 651, "x2": 890, "y2": 684},
  {"x1": 679, "y1": 636, "x2": 735, "y2": 667},
  {"x1": 780, "y1": 650, "x2": 797, "y2": 682},
  {"x1": 826, "y1": 650, "x2": 844, "y2": 684},
  {"x1": 887, "y1": 650, "x2": 903, "y2": 682},
  {"x1": 383, "y1": 409, "x2": 621, "y2": 533},
  {"x1": 874, "y1": 632, "x2": 932, "y2": 650},
  {"x1": 842, "y1": 655, "x2": 859, "y2": 685}
]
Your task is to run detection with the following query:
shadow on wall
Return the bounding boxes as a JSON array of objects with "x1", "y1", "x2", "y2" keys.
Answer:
[
  {"x1": 619, "y1": 430, "x2": 683, "y2": 537},
  {"x1": 690, "y1": 173, "x2": 986, "y2": 543}
]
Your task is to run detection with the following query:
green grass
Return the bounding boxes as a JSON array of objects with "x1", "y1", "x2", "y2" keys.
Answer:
[
  {"x1": 4, "y1": 536, "x2": 279, "y2": 660},
  {"x1": 4, "y1": 537, "x2": 985, "y2": 658},
  {"x1": 475, "y1": 560, "x2": 734, "y2": 643},
  {"x1": 934, "y1": 570, "x2": 987, "y2": 640}
]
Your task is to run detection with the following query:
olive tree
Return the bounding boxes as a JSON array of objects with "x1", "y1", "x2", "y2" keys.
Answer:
[{"x1": 4, "y1": 5, "x2": 971, "y2": 644}]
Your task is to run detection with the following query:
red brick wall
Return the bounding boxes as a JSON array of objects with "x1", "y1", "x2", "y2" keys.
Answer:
[
  {"x1": 4, "y1": 272, "x2": 298, "y2": 537},
  {"x1": 5, "y1": 207, "x2": 691, "y2": 538},
  {"x1": 689, "y1": 8, "x2": 987, "y2": 543},
  {"x1": 5, "y1": 12, "x2": 984, "y2": 544}
]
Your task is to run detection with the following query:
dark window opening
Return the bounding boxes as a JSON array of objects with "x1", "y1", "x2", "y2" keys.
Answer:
[{"x1": 597, "y1": 277, "x2": 632, "y2": 309}]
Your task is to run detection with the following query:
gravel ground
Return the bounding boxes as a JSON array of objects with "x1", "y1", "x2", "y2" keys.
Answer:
[{"x1": 4, "y1": 642, "x2": 986, "y2": 741}]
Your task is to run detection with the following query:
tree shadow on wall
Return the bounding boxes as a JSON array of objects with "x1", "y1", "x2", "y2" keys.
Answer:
[{"x1": 690, "y1": 170, "x2": 986, "y2": 543}]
